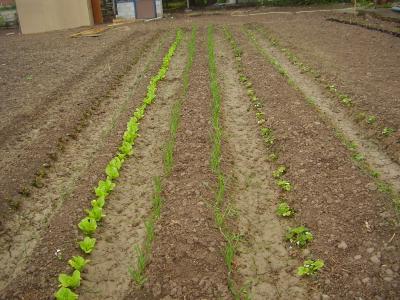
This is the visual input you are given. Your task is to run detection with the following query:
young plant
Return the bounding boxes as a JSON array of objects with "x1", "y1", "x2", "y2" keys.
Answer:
[
  {"x1": 78, "y1": 217, "x2": 97, "y2": 235},
  {"x1": 58, "y1": 270, "x2": 81, "y2": 288},
  {"x1": 366, "y1": 115, "x2": 376, "y2": 124},
  {"x1": 297, "y1": 259, "x2": 324, "y2": 276},
  {"x1": 129, "y1": 245, "x2": 147, "y2": 286},
  {"x1": 95, "y1": 179, "x2": 115, "y2": 198},
  {"x1": 272, "y1": 165, "x2": 287, "y2": 179},
  {"x1": 54, "y1": 287, "x2": 78, "y2": 300},
  {"x1": 382, "y1": 127, "x2": 394, "y2": 136},
  {"x1": 286, "y1": 226, "x2": 313, "y2": 247},
  {"x1": 276, "y1": 202, "x2": 295, "y2": 217},
  {"x1": 79, "y1": 236, "x2": 96, "y2": 254},
  {"x1": 68, "y1": 256, "x2": 89, "y2": 272},
  {"x1": 276, "y1": 179, "x2": 292, "y2": 192},
  {"x1": 85, "y1": 206, "x2": 105, "y2": 222},
  {"x1": 91, "y1": 196, "x2": 105, "y2": 209}
]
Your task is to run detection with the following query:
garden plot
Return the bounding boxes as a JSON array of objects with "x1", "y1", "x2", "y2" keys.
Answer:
[{"x1": 0, "y1": 8, "x2": 399, "y2": 300}]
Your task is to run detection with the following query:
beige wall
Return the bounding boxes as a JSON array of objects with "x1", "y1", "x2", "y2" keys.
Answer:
[{"x1": 16, "y1": 0, "x2": 94, "y2": 34}]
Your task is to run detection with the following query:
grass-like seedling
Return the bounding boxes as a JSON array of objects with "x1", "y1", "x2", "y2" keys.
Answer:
[
  {"x1": 297, "y1": 259, "x2": 324, "y2": 276},
  {"x1": 276, "y1": 201, "x2": 295, "y2": 217},
  {"x1": 286, "y1": 226, "x2": 313, "y2": 247}
]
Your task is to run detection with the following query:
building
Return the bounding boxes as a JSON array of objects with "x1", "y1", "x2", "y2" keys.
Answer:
[{"x1": 15, "y1": 0, "x2": 163, "y2": 34}]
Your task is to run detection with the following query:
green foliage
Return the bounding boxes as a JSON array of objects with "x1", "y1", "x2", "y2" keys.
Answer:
[
  {"x1": 276, "y1": 202, "x2": 294, "y2": 217},
  {"x1": 91, "y1": 196, "x2": 105, "y2": 209},
  {"x1": 353, "y1": 153, "x2": 364, "y2": 162},
  {"x1": 58, "y1": 270, "x2": 81, "y2": 288},
  {"x1": 297, "y1": 259, "x2": 324, "y2": 276},
  {"x1": 119, "y1": 141, "x2": 133, "y2": 157},
  {"x1": 78, "y1": 217, "x2": 97, "y2": 235},
  {"x1": 382, "y1": 127, "x2": 394, "y2": 136},
  {"x1": 95, "y1": 179, "x2": 115, "y2": 198},
  {"x1": 272, "y1": 165, "x2": 286, "y2": 179},
  {"x1": 68, "y1": 256, "x2": 89, "y2": 272},
  {"x1": 54, "y1": 287, "x2": 78, "y2": 300},
  {"x1": 366, "y1": 115, "x2": 377, "y2": 124},
  {"x1": 276, "y1": 179, "x2": 292, "y2": 191},
  {"x1": 129, "y1": 246, "x2": 147, "y2": 286},
  {"x1": 79, "y1": 237, "x2": 96, "y2": 254},
  {"x1": 86, "y1": 206, "x2": 105, "y2": 222},
  {"x1": 286, "y1": 226, "x2": 313, "y2": 247}
]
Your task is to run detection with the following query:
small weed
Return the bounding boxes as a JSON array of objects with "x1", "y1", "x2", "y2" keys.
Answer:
[
  {"x1": 366, "y1": 115, "x2": 377, "y2": 125},
  {"x1": 286, "y1": 226, "x2": 313, "y2": 247},
  {"x1": 339, "y1": 94, "x2": 352, "y2": 106},
  {"x1": 382, "y1": 127, "x2": 394, "y2": 137},
  {"x1": 276, "y1": 179, "x2": 292, "y2": 192},
  {"x1": 353, "y1": 153, "x2": 364, "y2": 162},
  {"x1": 276, "y1": 201, "x2": 295, "y2": 217},
  {"x1": 297, "y1": 259, "x2": 324, "y2": 276},
  {"x1": 272, "y1": 165, "x2": 286, "y2": 179}
]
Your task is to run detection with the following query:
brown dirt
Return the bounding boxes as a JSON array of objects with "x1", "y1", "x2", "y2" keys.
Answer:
[
  {"x1": 125, "y1": 28, "x2": 231, "y2": 300},
  {"x1": 0, "y1": 27, "x2": 172, "y2": 300},
  {"x1": 251, "y1": 12, "x2": 400, "y2": 164},
  {"x1": 231, "y1": 26, "x2": 400, "y2": 299}
]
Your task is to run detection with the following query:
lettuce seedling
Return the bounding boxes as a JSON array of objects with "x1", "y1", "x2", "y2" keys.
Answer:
[
  {"x1": 91, "y1": 196, "x2": 105, "y2": 209},
  {"x1": 119, "y1": 141, "x2": 133, "y2": 156},
  {"x1": 79, "y1": 237, "x2": 96, "y2": 254},
  {"x1": 286, "y1": 226, "x2": 313, "y2": 247},
  {"x1": 95, "y1": 179, "x2": 115, "y2": 198},
  {"x1": 105, "y1": 163, "x2": 119, "y2": 180},
  {"x1": 78, "y1": 217, "x2": 97, "y2": 235},
  {"x1": 276, "y1": 202, "x2": 294, "y2": 217},
  {"x1": 68, "y1": 255, "x2": 89, "y2": 272},
  {"x1": 297, "y1": 259, "x2": 324, "y2": 276},
  {"x1": 86, "y1": 206, "x2": 105, "y2": 222},
  {"x1": 277, "y1": 179, "x2": 292, "y2": 192},
  {"x1": 54, "y1": 287, "x2": 78, "y2": 300},
  {"x1": 58, "y1": 270, "x2": 81, "y2": 288},
  {"x1": 272, "y1": 166, "x2": 287, "y2": 179}
]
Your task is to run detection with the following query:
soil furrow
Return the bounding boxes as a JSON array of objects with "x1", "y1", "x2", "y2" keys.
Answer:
[
  {"x1": 78, "y1": 31, "x2": 188, "y2": 300},
  {"x1": 0, "y1": 30, "x2": 160, "y2": 225},
  {"x1": 126, "y1": 28, "x2": 231, "y2": 300},
  {"x1": 248, "y1": 27, "x2": 400, "y2": 197},
  {"x1": 215, "y1": 29, "x2": 319, "y2": 299},
  {"x1": 231, "y1": 27, "x2": 400, "y2": 299},
  {"x1": 0, "y1": 31, "x2": 172, "y2": 300}
]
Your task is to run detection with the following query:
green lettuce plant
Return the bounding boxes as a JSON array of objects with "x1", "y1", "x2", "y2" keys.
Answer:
[
  {"x1": 58, "y1": 270, "x2": 81, "y2": 288},
  {"x1": 68, "y1": 256, "x2": 89, "y2": 272},
  {"x1": 86, "y1": 206, "x2": 105, "y2": 222},
  {"x1": 297, "y1": 259, "x2": 324, "y2": 276},
  {"x1": 286, "y1": 226, "x2": 313, "y2": 247},
  {"x1": 276, "y1": 202, "x2": 294, "y2": 217},
  {"x1": 54, "y1": 287, "x2": 78, "y2": 300},
  {"x1": 78, "y1": 217, "x2": 97, "y2": 235},
  {"x1": 79, "y1": 237, "x2": 96, "y2": 254}
]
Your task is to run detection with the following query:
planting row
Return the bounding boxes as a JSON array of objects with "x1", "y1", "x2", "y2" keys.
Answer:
[{"x1": 54, "y1": 29, "x2": 183, "y2": 300}]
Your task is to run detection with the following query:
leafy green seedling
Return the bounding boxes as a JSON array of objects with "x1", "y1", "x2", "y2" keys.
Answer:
[
  {"x1": 339, "y1": 94, "x2": 352, "y2": 106},
  {"x1": 277, "y1": 179, "x2": 292, "y2": 192},
  {"x1": 105, "y1": 162, "x2": 119, "y2": 180},
  {"x1": 91, "y1": 196, "x2": 105, "y2": 209},
  {"x1": 79, "y1": 237, "x2": 96, "y2": 254},
  {"x1": 78, "y1": 217, "x2": 97, "y2": 235},
  {"x1": 276, "y1": 202, "x2": 294, "y2": 217},
  {"x1": 272, "y1": 166, "x2": 287, "y2": 179},
  {"x1": 86, "y1": 206, "x2": 105, "y2": 222},
  {"x1": 327, "y1": 84, "x2": 337, "y2": 92},
  {"x1": 286, "y1": 226, "x2": 313, "y2": 247},
  {"x1": 268, "y1": 153, "x2": 278, "y2": 161},
  {"x1": 367, "y1": 115, "x2": 376, "y2": 124},
  {"x1": 58, "y1": 270, "x2": 81, "y2": 288},
  {"x1": 297, "y1": 259, "x2": 324, "y2": 276},
  {"x1": 382, "y1": 127, "x2": 394, "y2": 136},
  {"x1": 95, "y1": 179, "x2": 115, "y2": 198},
  {"x1": 353, "y1": 153, "x2": 364, "y2": 162},
  {"x1": 119, "y1": 141, "x2": 133, "y2": 156},
  {"x1": 54, "y1": 287, "x2": 78, "y2": 300},
  {"x1": 68, "y1": 256, "x2": 89, "y2": 272}
]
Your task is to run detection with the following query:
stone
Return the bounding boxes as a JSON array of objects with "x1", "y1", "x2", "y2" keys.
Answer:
[
  {"x1": 370, "y1": 255, "x2": 380, "y2": 264},
  {"x1": 354, "y1": 255, "x2": 362, "y2": 260},
  {"x1": 338, "y1": 241, "x2": 348, "y2": 250}
]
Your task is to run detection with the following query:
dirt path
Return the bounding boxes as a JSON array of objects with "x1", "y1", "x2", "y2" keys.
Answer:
[
  {"x1": 126, "y1": 28, "x2": 231, "y2": 300},
  {"x1": 0, "y1": 31, "x2": 172, "y2": 300},
  {"x1": 247, "y1": 26, "x2": 400, "y2": 197},
  {"x1": 231, "y1": 27, "x2": 400, "y2": 299},
  {"x1": 215, "y1": 29, "x2": 320, "y2": 299},
  {"x1": 78, "y1": 31, "x2": 188, "y2": 300}
]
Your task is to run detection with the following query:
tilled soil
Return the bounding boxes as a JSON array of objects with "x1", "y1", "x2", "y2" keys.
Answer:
[
  {"x1": 1, "y1": 6, "x2": 400, "y2": 300},
  {"x1": 0, "y1": 27, "x2": 173, "y2": 300},
  {"x1": 253, "y1": 12, "x2": 400, "y2": 164},
  {"x1": 126, "y1": 29, "x2": 231, "y2": 300},
  {"x1": 231, "y1": 26, "x2": 400, "y2": 299}
]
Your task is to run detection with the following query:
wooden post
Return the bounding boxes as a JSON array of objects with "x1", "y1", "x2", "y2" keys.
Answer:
[{"x1": 91, "y1": 0, "x2": 103, "y2": 24}]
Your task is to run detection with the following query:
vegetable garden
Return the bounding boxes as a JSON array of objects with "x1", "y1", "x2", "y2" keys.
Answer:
[{"x1": 0, "y1": 8, "x2": 399, "y2": 300}]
